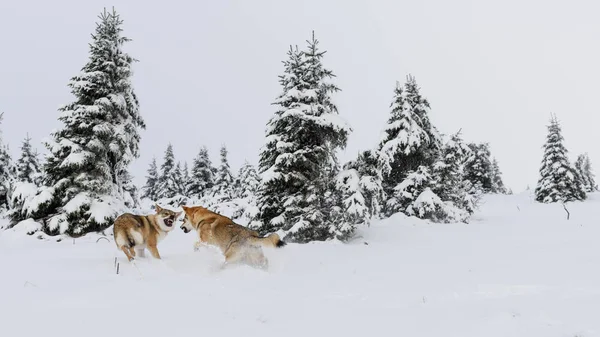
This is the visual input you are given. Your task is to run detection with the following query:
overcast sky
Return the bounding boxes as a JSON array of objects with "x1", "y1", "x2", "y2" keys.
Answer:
[{"x1": 1, "y1": 0, "x2": 599, "y2": 192}]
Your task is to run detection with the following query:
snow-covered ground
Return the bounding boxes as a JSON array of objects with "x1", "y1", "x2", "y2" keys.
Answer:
[{"x1": 1, "y1": 192, "x2": 599, "y2": 337}]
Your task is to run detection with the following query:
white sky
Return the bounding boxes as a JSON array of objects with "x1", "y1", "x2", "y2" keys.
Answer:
[{"x1": 1, "y1": 0, "x2": 599, "y2": 192}]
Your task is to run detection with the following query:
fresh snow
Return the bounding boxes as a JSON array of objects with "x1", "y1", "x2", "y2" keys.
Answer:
[
  {"x1": 62, "y1": 192, "x2": 92, "y2": 213},
  {"x1": 2, "y1": 192, "x2": 600, "y2": 336}
]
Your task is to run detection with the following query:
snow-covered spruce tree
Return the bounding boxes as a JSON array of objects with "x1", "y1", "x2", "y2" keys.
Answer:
[
  {"x1": 21, "y1": 9, "x2": 144, "y2": 236},
  {"x1": 378, "y1": 77, "x2": 442, "y2": 216},
  {"x1": 231, "y1": 161, "x2": 261, "y2": 222},
  {"x1": 336, "y1": 149, "x2": 386, "y2": 240},
  {"x1": 182, "y1": 162, "x2": 191, "y2": 196},
  {"x1": 535, "y1": 116, "x2": 586, "y2": 203},
  {"x1": 252, "y1": 46, "x2": 305, "y2": 236},
  {"x1": 235, "y1": 161, "x2": 260, "y2": 199},
  {"x1": 575, "y1": 153, "x2": 598, "y2": 193},
  {"x1": 119, "y1": 170, "x2": 140, "y2": 208},
  {"x1": 464, "y1": 142, "x2": 494, "y2": 193},
  {"x1": 187, "y1": 146, "x2": 215, "y2": 199},
  {"x1": 141, "y1": 157, "x2": 159, "y2": 201},
  {"x1": 431, "y1": 130, "x2": 478, "y2": 217},
  {"x1": 7, "y1": 135, "x2": 43, "y2": 226},
  {"x1": 584, "y1": 155, "x2": 598, "y2": 192},
  {"x1": 15, "y1": 135, "x2": 42, "y2": 185},
  {"x1": 490, "y1": 158, "x2": 507, "y2": 194},
  {"x1": 252, "y1": 33, "x2": 351, "y2": 243},
  {"x1": 354, "y1": 150, "x2": 386, "y2": 219},
  {"x1": 173, "y1": 162, "x2": 186, "y2": 196},
  {"x1": 211, "y1": 145, "x2": 235, "y2": 202},
  {"x1": 0, "y1": 113, "x2": 15, "y2": 211},
  {"x1": 156, "y1": 144, "x2": 178, "y2": 199},
  {"x1": 336, "y1": 167, "x2": 366, "y2": 240}
]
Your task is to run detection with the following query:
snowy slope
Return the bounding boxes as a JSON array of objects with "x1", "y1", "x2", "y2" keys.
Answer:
[{"x1": 1, "y1": 192, "x2": 599, "y2": 337}]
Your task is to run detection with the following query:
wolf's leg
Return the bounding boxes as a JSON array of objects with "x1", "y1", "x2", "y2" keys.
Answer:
[
  {"x1": 222, "y1": 243, "x2": 244, "y2": 269},
  {"x1": 193, "y1": 240, "x2": 205, "y2": 251},
  {"x1": 247, "y1": 248, "x2": 269, "y2": 270},
  {"x1": 255, "y1": 251, "x2": 269, "y2": 270},
  {"x1": 147, "y1": 244, "x2": 162, "y2": 260},
  {"x1": 120, "y1": 246, "x2": 135, "y2": 261}
]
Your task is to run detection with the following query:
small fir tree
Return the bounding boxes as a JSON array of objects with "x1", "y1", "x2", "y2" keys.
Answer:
[
  {"x1": 335, "y1": 149, "x2": 386, "y2": 240},
  {"x1": 0, "y1": 113, "x2": 16, "y2": 212},
  {"x1": 431, "y1": 130, "x2": 477, "y2": 215},
  {"x1": 157, "y1": 144, "x2": 178, "y2": 199},
  {"x1": 535, "y1": 116, "x2": 586, "y2": 203},
  {"x1": 15, "y1": 135, "x2": 42, "y2": 185},
  {"x1": 464, "y1": 143, "x2": 494, "y2": 193},
  {"x1": 490, "y1": 158, "x2": 507, "y2": 194},
  {"x1": 575, "y1": 153, "x2": 597, "y2": 193},
  {"x1": 141, "y1": 158, "x2": 160, "y2": 201},
  {"x1": 182, "y1": 162, "x2": 191, "y2": 196},
  {"x1": 173, "y1": 162, "x2": 186, "y2": 196},
  {"x1": 188, "y1": 146, "x2": 215, "y2": 198},
  {"x1": 212, "y1": 145, "x2": 235, "y2": 202},
  {"x1": 235, "y1": 161, "x2": 260, "y2": 199}
]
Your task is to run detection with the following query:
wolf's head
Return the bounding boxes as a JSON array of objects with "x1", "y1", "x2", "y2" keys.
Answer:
[
  {"x1": 154, "y1": 204, "x2": 182, "y2": 232},
  {"x1": 180, "y1": 205, "x2": 210, "y2": 234}
]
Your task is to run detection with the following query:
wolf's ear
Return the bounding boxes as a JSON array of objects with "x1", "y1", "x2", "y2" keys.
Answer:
[
  {"x1": 181, "y1": 205, "x2": 189, "y2": 213},
  {"x1": 155, "y1": 204, "x2": 162, "y2": 212}
]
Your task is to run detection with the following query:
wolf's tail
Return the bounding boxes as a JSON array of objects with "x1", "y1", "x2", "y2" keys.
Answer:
[{"x1": 249, "y1": 233, "x2": 286, "y2": 248}]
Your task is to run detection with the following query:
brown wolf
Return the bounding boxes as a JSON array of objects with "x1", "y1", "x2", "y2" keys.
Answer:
[
  {"x1": 180, "y1": 205, "x2": 285, "y2": 268},
  {"x1": 113, "y1": 205, "x2": 182, "y2": 261}
]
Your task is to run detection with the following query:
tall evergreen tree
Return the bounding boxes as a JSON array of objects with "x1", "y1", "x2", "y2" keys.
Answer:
[
  {"x1": 378, "y1": 77, "x2": 441, "y2": 215},
  {"x1": 253, "y1": 33, "x2": 351, "y2": 243},
  {"x1": 157, "y1": 144, "x2": 177, "y2": 199},
  {"x1": 212, "y1": 145, "x2": 235, "y2": 202},
  {"x1": 188, "y1": 146, "x2": 215, "y2": 198},
  {"x1": 535, "y1": 116, "x2": 586, "y2": 203},
  {"x1": 23, "y1": 9, "x2": 144, "y2": 235},
  {"x1": 15, "y1": 135, "x2": 42, "y2": 185},
  {"x1": 141, "y1": 157, "x2": 159, "y2": 201},
  {"x1": 575, "y1": 153, "x2": 597, "y2": 193}
]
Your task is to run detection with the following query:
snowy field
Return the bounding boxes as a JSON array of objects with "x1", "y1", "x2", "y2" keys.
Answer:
[{"x1": 1, "y1": 192, "x2": 599, "y2": 337}]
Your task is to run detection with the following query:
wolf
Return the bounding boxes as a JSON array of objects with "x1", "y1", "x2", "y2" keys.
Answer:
[
  {"x1": 113, "y1": 205, "x2": 182, "y2": 261},
  {"x1": 180, "y1": 205, "x2": 285, "y2": 269}
]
